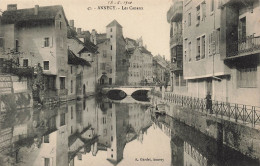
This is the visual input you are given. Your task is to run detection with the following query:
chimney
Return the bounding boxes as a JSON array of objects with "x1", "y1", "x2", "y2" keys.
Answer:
[
  {"x1": 34, "y1": 5, "x2": 39, "y2": 15},
  {"x1": 7, "y1": 4, "x2": 17, "y2": 11},
  {"x1": 69, "y1": 20, "x2": 74, "y2": 28},
  {"x1": 77, "y1": 28, "x2": 82, "y2": 34}
]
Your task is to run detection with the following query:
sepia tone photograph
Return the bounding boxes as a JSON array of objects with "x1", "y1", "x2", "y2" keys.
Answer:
[{"x1": 0, "y1": 0, "x2": 259, "y2": 165}]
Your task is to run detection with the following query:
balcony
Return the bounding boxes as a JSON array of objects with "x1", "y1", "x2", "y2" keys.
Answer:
[
  {"x1": 221, "y1": 0, "x2": 258, "y2": 7},
  {"x1": 226, "y1": 35, "x2": 260, "y2": 59},
  {"x1": 169, "y1": 62, "x2": 183, "y2": 73},
  {"x1": 167, "y1": 1, "x2": 183, "y2": 23},
  {"x1": 170, "y1": 33, "x2": 183, "y2": 47}
]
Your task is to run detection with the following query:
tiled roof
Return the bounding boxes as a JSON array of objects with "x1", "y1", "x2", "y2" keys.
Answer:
[
  {"x1": 68, "y1": 49, "x2": 91, "y2": 66},
  {"x1": 74, "y1": 37, "x2": 98, "y2": 54},
  {"x1": 125, "y1": 37, "x2": 138, "y2": 46},
  {"x1": 106, "y1": 19, "x2": 122, "y2": 28},
  {"x1": 139, "y1": 46, "x2": 152, "y2": 55},
  {"x1": 96, "y1": 38, "x2": 110, "y2": 45},
  {"x1": 1, "y1": 5, "x2": 68, "y2": 25}
]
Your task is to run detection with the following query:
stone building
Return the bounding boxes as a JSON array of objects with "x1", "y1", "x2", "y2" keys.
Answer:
[
  {"x1": 125, "y1": 37, "x2": 153, "y2": 85},
  {"x1": 0, "y1": 4, "x2": 69, "y2": 99},
  {"x1": 167, "y1": 0, "x2": 260, "y2": 106},
  {"x1": 67, "y1": 30, "x2": 98, "y2": 99},
  {"x1": 90, "y1": 20, "x2": 129, "y2": 86},
  {"x1": 167, "y1": 0, "x2": 187, "y2": 93},
  {"x1": 153, "y1": 55, "x2": 170, "y2": 86}
]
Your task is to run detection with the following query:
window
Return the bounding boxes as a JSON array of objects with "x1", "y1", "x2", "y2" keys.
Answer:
[
  {"x1": 239, "y1": 17, "x2": 246, "y2": 41},
  {"x1": 23, "y1": 59, "x2": 28, "y2": 67},
  {"x1": 110, "y1": 69, "x2": 112, "y2": 73},
  {"x1": 111, "y1": 56, "x2": 112, "y2": 61},
  {"x1": 102, "y1": 117, "x2": 106, "y2": 124},
  {"x1": 0, "y1": 38, "x2": 4, "y2": 48},
  {"x1": 100, "y1": 63, "x2": 106, "y2": 70},
  {"x1": 46, "y1": 76, "x2": 56, "y2": 90},
  {"x1": 238, "y1": 67, "x2": 257, "y2": 88},
  {"x1": 44, "y1": 158, "x2": 50, "y2": 166},
  {"x1": 60, "y1": 77, "x2": 65, "y2": 89},
  {"x1": 110, "y1": 35, "x2": 113, "y2": 38},
  {"x1": 59, "y1": 21, "x2": 62, "y2": 29},
  {"x1": 44, "y1": 37, "x2": 50, "y2": 47},
  {"x1": 0, "y1": 58, "x2": 3, "y2": 68},
  {"x1": 196, "y1": 5, "x2": 200, "y2": 26},
  {"x1": 43, "y1": 135, "x2": 49, "y2": 143},
  {"x1": 111, "y1": 136, "x2": 113, "y2": 141},
  {"x1": 103, "y1": 50, "x2": 107, "y2": 57},
  {"x1": 71, "y1": 66, "x2": 73, "y2": 74},
  {"x1": 110, "y1": 45, "x2": 112, "y2": 50},
  {"x1": 14, "y1": 39, "x2": 19, "y2": 52},
  {"x1": 211, "y1": 0, "x2": 215, "y2": 12},
  {"x1": 71, "y1": 80, "x2": 73, "y2": 93},
  {"x1": 188, "y1": 13, "x2": 191, "y2": 26},
  {"x1": 71, "y1": 106, "x2": 73, "y2": 119},
  {"x1": 43, "y1": 61, "x2": 49, "y2": 70},
  {"x1": 202, "y1": 2, "x2": 206, "y2": 21},
  {"x1": 201, "y1": 36, "x2": 205, "y2": 59},
  {"x1": 188, "y1": 42, "x2": 191, "y2": 61},
  {"x1": 60, "y1": 113, "x2": 65, "y2": 126}
]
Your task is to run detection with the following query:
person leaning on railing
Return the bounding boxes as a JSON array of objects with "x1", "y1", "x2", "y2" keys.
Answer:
[{"x1": 205, "y1": 92, "x2": 213, "y2": 114}]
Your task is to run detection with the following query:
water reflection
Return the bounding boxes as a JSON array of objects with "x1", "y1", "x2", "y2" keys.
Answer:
[
  {"x1": 0, "y1": 96, "x2": 259, "y2": 166},
  {"x1": 152, "y1": 115, "x2": 260, "y2": 166}
]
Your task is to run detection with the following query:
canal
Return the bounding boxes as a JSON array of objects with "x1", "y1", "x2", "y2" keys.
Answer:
[{"x1": 0, "y1": 95, "x2": 259, "y2": 166}]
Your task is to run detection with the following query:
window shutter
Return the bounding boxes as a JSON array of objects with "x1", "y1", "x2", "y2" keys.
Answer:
[
  {"x1": 238, "y1": 20, "x2": 242, "y2": 40},
  {"x1": 212, "y1": 31, "x2": 216, "y2": 54},
  {"x1": 42, "y1": 38, "x2": 45, "y2": 48},
  {"x1": 51, "y1": 37, "x2": 53, "y2": 47}
]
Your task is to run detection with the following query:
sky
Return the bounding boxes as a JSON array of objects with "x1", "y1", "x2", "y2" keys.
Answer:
[{"x1": 0, "y1": 0, "x2": 172, "y2": 60}]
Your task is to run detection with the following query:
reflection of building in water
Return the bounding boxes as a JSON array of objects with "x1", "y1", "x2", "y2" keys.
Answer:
[
  {"x1": 184, "y1": 142, "x2": 207, "y2": 166},
  {"x1": 69, "y1": 100, "x2": 152, "y2": 166}
]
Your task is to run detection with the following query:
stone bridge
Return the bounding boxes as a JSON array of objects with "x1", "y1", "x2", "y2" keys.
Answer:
[{"x1": 101, "y1": 86, "x2": 153, "y2": 96}]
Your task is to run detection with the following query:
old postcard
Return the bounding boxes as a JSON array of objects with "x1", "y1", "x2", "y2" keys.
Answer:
[{"x1": 0, "y1": 0, "x2": 259, "y2": 165}]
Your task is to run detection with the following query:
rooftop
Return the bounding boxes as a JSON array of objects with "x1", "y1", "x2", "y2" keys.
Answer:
[
  {"x1": 106, "y1": 19, "x2": 123, "y2": 28},
  {"x1": 1, "y1": 5, "x2": 68, "y2": 25}
]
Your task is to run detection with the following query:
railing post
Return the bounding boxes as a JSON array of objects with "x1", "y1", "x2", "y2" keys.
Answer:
[
  {"x1": 228, "y1": 103, "x2": 231, "y2": 120},
  {"x1": 221, "y1": 102, "x2": 223, "y2": 118},
  {"x1": 235, "y1": 104, "x2": 238, "y2": 122},
  {"x1": 253, "y1": 106, "x2": 255, "y2": 127},
  {"x1": 242, "y1": 105, "x2": 245, "y2": 124}
]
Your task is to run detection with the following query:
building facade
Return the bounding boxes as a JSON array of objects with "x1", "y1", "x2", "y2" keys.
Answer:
[
  {"x1": 90, "y1": 20, "x2": 129, "y2": 86},
  {"x1": 0, "y1": 4, "x2": 69, "y2": 100},
  {"x1": 153, "y1": 55, "x2": 170, "y2": 86},
  {"x1": 167, "y1": 0, "x2": 260, "y2": 106},
  {"x1": 125, "y1": 37, "x2": 153, "y2": 85}
]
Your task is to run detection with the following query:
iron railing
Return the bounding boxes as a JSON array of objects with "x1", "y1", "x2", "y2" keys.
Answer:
[
  {"x1": 228, "y1": 35, "x2": 260, "y2": 57},
  {"x1": 164, "y1": 93, "x2": 260, "y2": 127}
]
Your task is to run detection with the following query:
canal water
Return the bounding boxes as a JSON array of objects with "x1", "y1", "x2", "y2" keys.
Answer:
[{"x1": 0, "y1": 95, "x2": 259, "y2": 166}]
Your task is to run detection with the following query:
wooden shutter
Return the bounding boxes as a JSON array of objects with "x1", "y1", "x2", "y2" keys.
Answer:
[{"x1": 42, "y1": 38, "x2": 45, "y2": 48}]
